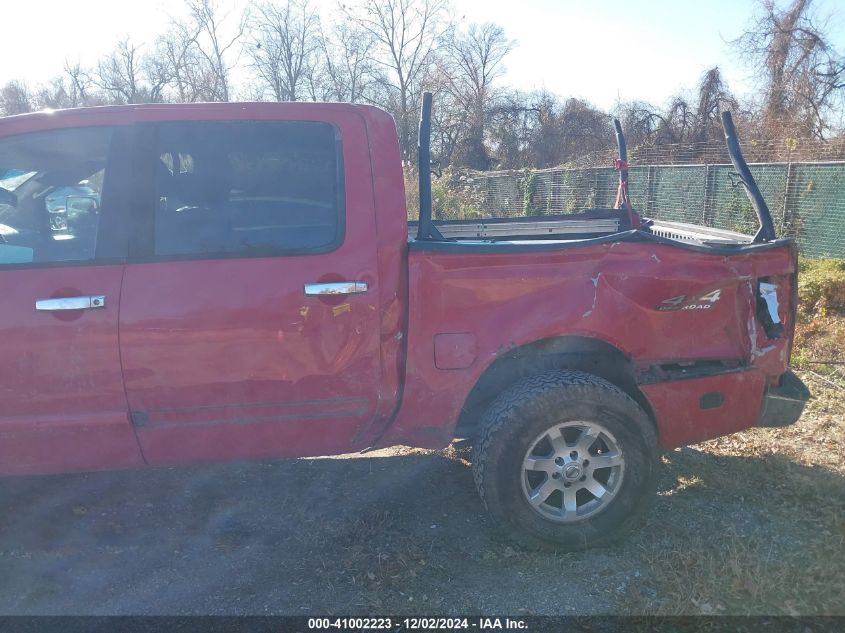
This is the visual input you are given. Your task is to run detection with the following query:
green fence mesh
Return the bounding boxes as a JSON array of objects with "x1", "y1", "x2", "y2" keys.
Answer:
[{"x1": 453, "y1": 161, "x2": 845, "y2": 258}]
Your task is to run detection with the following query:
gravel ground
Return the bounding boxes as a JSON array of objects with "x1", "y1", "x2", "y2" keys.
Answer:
[{"x1": 1, "y1": 391, "x2": 842, "y2": 617}]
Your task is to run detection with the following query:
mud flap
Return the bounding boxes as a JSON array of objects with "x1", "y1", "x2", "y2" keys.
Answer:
[{"x1": 757, "y1": 370, "x2": 810, "y2": 428}]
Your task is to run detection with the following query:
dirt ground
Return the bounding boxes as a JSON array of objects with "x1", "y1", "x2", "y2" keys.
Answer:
[{"x1": 0, "y1": 369, "x2": 841, "y2": 616}]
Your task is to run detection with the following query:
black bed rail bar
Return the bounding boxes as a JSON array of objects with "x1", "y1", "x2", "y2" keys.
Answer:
[
  {"x1": 612, "y1": 118, "x2": 639, "y2": 229},
  {"x1": 721, "y1": 111, "x2": 776, "y2": 242},
  {"x1": 416, "y1": 92, "x2": 434, "y2": 240}
]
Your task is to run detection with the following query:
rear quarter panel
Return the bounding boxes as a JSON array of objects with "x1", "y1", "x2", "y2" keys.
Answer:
[{"x1": 382, "y1": 239, "x2": 795, "y2": 449}]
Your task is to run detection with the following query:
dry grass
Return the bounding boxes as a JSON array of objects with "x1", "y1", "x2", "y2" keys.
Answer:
[
  {"x1": 310, "y1": 512, "x2": 426, "y2": 607},
  {"x1": 621, "y1": 370, "x2": 845, "y2": 614}
]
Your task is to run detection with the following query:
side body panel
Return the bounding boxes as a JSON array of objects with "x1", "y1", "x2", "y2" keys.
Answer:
[{"x1": 382, "y1": 240, "x2": 795, "y2": 450}]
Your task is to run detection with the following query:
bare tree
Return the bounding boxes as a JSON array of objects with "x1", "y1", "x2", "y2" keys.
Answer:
[
  {"x1": 141, "y1": 47, "x2": 176, "y2": 103},
  {"x1": 343, "y1": 0, "x2": 450, "y2": 160},
  {"x1": 319, "y1": 21, "x2": 378, "y2": 102},
  {"x1": 442, "y1": 22, "x2": 513, "y2": 168},
  {"x1": 153, "y1": 33, "x2": 205, "y2": 102},
  {"x1": 735, "y1": 0, "x2": 845, "y2": 137},
  {"x1": 249, "y1": 0, "x2": 322, "y2": 101},
  {"x1": 63, "y1": 61, "x2": 96, "y2": 107},
  {"x1": 428, "y1": 79, "x2": 466, "y2": 166},
  {"x1": 660, "y1": 96, "x2": 695, "y2": 144},
  {"x1": 693, "y1": 66, "x2": 737, "y2": 142},
  {"x1": 164, "y1": 0, "x2": 246, "y2": 102},
  {"x1": 485, "y1": 91, "x2": 612, "y2": 169},
  {"x1": 192, "y1": 0, "x2": 246, "y2": 101},
  {"x1": 519, "y1": 94, "x2": 612, "y2": 168},
  {"x1": 487, "y1": 90, "x2": 539, "y2": 168},
  {"x1": 613, "y1": 101, "x2": 664, "y2": 148},
  {"x1": 555, "y1": 98, "x2": 615, "y2": 165},
  {"x1": 608, "y1": 68, "x2": 739, "y2": 163},
  {"x1": 94, "y1": 40, "x2": 143, "y2": 104},
  {"x1": 0, "y1": 81, "x2": 34, "y2": 116},
  {"x1": 34, "y1": 77, "x2": 73, "y2": 110},
  {"x1": 93, "y1": 39, "x2": 170, "y2": 104}
]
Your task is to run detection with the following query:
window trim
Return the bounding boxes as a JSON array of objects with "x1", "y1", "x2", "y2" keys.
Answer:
[
  {"x1": 0, "y1": 125, "x2": 131, "y2": 270},
  {"x1": 128, "y1": 119, "x2": 347, "y2": 264}
]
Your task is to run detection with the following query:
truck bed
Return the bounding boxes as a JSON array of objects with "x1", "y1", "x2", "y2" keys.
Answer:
[{"x1": 409, "y1": 209, "x2": 753, "y2": 246}]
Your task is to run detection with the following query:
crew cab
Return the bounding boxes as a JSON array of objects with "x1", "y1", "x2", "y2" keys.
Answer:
[{"x1": 0, "y1": 96, "x2": 810, "y2": 550}]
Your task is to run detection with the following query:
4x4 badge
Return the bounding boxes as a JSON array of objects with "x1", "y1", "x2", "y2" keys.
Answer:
[{"x1": 658, "y1": 289, "x2": 722, "y2": 311}]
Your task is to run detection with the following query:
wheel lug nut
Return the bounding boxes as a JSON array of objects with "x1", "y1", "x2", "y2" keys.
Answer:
[
  {"x1": 570, "y1": 451, "x2": 578, "y2": 460},
  {"x1": 563, "y1": 482, "x2": 571, "y2": 488},
  {"x1": 555, "y1": 457, "x2": 564, "y2": 465},
  {"x1": 583, "y1": 459, "x2": 590, "y2": 466},
  {"x1": 552, "y1": 472, "x2": 560, "y2": 479},
  {"x1": 579, "y1": 475, "x2": 586, "y2": 481}
]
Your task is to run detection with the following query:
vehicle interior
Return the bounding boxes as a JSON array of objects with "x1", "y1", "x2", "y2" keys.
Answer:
[
  {"x1": 153, "y1": 121, "x2": 342, "y2": 257},
  {"x1": 0, "y1": 127, "x2": 109, "y2": 265}
]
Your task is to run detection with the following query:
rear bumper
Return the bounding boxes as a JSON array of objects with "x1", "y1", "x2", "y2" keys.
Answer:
[{"x1": 757, "y1": 370, "x2": 810, "y2": 428}]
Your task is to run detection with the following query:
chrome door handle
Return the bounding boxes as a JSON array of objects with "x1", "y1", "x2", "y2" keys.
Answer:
[
  {"x1": 35, "y1": 295, "x2": 106, "y2": 311},
  {"x1": 304, "y1": 281, "x2": 368, "y2": 296}
]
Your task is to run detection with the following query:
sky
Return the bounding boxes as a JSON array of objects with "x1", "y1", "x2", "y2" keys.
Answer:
[{"x1": 2, "y1": 0, "x2": 844, "y2": 111}]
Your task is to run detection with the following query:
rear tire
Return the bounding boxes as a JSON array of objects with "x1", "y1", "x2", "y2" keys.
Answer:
[{"x1": 472, "y1": 370, "x2": 658, "y2": 551}]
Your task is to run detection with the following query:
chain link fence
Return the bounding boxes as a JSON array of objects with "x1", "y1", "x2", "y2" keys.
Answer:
[{"x1": 444, "y1": 140, "x2": 845, "y2": 258}]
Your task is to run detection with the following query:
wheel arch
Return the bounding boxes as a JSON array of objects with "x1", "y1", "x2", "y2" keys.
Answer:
[{"x1": 454, "y1": 335, "x2": 657, "y2": 439}]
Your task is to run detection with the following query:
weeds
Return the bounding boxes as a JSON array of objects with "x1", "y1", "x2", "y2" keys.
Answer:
[
  {"x1": 797, "y1": 257, "x2": 845, "y2": 319},
  {"x1": 405, "y1": 167, "x2": 485, "y2": 221}
]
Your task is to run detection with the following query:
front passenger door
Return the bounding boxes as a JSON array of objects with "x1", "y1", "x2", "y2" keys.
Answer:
[{"x1": 0, "y1": 125, "x2": 142, "y2": 475}]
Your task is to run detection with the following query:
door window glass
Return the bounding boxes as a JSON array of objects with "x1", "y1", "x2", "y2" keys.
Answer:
[
  {"x1": 154, "y1": 121, "x2": 343, "y2": 258},
  {"x1": 0, "y1": 127, "x2": 113, "y2": 265}
]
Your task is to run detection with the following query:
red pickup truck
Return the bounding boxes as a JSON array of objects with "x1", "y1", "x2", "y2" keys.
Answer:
[{"x1": 0, "y1": 95, "x2": 809, "y2": 550}]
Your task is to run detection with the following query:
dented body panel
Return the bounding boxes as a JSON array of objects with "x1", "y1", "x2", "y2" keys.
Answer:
[
  {"x1": 641, "y1": 369, "x2": 766, "y2": 448},
  {"x1": 380, "y1": 238, "x2": 797, "y2": 450}
]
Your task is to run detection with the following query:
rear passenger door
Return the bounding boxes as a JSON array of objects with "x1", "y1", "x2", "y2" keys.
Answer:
[{"x1": 119, "y1": 112, "x2": 383, "y2": 464}]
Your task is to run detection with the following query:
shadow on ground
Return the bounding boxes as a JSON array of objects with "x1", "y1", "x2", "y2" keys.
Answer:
[{"x1": 0, "y1": 445, "x2": 842, "y2": 615}]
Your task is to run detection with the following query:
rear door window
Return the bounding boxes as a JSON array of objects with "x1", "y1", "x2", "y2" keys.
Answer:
[{"x1": 153, "y1": 121, "x2": 344, "y2": 258}]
